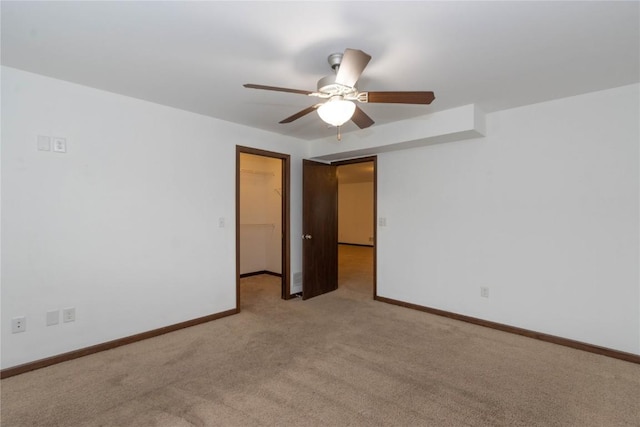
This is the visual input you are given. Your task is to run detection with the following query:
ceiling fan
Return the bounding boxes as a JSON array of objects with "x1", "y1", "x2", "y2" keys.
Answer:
[{"x1": 244, "y1": 48, "x2": 435, "y2": 139}]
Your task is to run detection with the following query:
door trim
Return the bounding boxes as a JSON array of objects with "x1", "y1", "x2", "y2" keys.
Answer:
[
  {"x1": 332, "y1": 156, "x2": 377, "y2": 299},
  {"x1": 236, "y1": 146, "x2": 291, "y2": 311}
]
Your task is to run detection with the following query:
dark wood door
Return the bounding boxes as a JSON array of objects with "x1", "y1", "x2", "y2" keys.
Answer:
[{"x1": 302, "y1": 159, "x2": 338, "y2": 300}]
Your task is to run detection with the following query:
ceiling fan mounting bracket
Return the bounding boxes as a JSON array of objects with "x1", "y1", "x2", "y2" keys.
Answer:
[{"x1": 327, "y1": 52, "x2": 343, "y2": 70}]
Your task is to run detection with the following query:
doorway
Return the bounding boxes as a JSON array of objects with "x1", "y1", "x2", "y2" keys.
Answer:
[
  {"x1": 236, "y1": 146, "x2": 290, "y2": 311},
  {"x1": 300, "y1": 156, "x2": 376, "y2": 300},
  {"x1": 335, "y1": 157, "x2": 376, "y2": 298}
]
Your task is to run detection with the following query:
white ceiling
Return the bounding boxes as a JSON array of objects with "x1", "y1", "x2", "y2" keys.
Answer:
[{"x1": 2, "y1": 1, "x2": 638, "y2": 141}]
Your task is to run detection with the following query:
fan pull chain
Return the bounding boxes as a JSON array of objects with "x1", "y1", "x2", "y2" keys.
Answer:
[{"x1": 337, "y1": 126, "x2": 342, "y2": 141}]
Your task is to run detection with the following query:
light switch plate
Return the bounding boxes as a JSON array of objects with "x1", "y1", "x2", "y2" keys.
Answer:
[{"x1": 37, "y1": 135, "x2": 51, "y2": 151}]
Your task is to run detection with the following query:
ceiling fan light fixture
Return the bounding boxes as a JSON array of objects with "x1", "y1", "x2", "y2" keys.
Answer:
[
  {"x1": 317, "y1": 97, "x2": 355, "y2": 127},
  {"x1": 244, "y1": 48, "x2": 435, "y2": 135}
]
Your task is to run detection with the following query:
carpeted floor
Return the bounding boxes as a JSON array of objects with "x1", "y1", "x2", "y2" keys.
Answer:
[{"x1": 1, "y1": 245, "x2": 639, "y2": 426}]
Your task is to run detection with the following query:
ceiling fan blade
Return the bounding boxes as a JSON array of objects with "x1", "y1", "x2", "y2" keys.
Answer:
[
  {"x1": 279, "y1": 104, "x2": 322, "y2": 123},
  {"x1": 335, "y1": 49, "x2": 371, "y2": 88},
  {"x1": 244, "y1": 84, "x2": 313, "y2": 95},
  {"x1": 351, "y1": 106, "x2": 375, "y2": 129},
  {"x1": 365, "y1": 91, "x2": 435, "y2": 104}
]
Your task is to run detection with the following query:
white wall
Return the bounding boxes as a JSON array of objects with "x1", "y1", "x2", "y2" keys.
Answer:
[
  {"x1": 239, "y1": 154, "x2": 282, "y2": 275},
  {"x1": 377, "y1": 84, "x2": 640, "y2": 354},
  {"x1": 3, "y1": 65, "x2": 637, "y2": 370},
  {"x1": 338, "y1": 182, "x2": 374, "y2": 245},
  {"x1": 1, "y1": 67, "x2": 306, "y2": 369}
]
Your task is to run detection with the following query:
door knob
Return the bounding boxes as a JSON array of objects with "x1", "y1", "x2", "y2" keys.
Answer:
[{"x1": 302, "y1": 234, "x2": 313, "y2": 240}]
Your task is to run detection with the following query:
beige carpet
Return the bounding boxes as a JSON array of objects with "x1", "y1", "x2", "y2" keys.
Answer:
[{"x1": 1, "y1": 245, "x2": 639, "y2": 426}]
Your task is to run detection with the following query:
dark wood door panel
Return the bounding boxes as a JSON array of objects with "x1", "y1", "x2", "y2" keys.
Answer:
[{"x1": 302, "y1": 160, "x2": 338, "y2": 299}]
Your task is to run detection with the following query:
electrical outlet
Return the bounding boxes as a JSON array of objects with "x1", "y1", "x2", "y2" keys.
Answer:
[
  {"x1": 480, "y1": 287, "x2": 490, "y2": 298},
  {"x1": 12, "y1": 317, "x2": 26, "y2": 333},
  {"x1": 52, "y1": 137, "x2": 67, "y2": 153},
  {"x1": 63, "y1": 307, "x2": 76, "y2": 323}
]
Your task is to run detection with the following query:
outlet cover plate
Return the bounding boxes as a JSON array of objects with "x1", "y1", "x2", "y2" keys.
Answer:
[
  {"x1": 63, "y1": 307, "x2": 75, "y2": 323},
  {"x1": 53, "y1": 137, "x2": 67, "y2": 153},
  {"x1": 12, "y1": 317, "x2": 26, "y2": 333}
]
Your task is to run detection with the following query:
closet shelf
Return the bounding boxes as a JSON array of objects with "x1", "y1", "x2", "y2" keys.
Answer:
[{"x1": 240, "y1": 169, "x2": 274, "y2": 176}]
